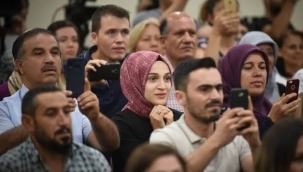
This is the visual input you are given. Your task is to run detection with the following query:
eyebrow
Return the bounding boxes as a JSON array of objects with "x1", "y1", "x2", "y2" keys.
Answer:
[
  {"x1": 244, "y1": 61, "x2": 265, "y2": 64},
  {"x1": 148, "y1": 72, "x2": 170, "y2": 75}
]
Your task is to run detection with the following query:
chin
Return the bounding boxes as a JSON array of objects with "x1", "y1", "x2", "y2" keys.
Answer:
[
  {"x1": 249, "y1": 89, "x2": 264, "y2": 96},
  {"x1": 43, "y1": 77, "x2": 58, "y2": 84},
  {"x1": 152, "y1": 99, "x2": 167, "y2": 106}
]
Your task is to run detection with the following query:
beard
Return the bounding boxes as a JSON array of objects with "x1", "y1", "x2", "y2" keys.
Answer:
[
  {"x1": 34, "y1": 122, "x2": 72, "y2": 155},
  {"x1": 186, "y1": 96, "x2": 222, "y2": 124}
]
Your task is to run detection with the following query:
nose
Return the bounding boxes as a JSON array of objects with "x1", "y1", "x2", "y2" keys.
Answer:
[
  {"x1": 57, "y1": 111, "x2": 70, "y2": 126},
  {"x1": 150, "y1": 38, "x2": 158, "y2": 47},
  {"x1": 157, "y1": 79, "x2": 166, "y2": 89},
  {"x1": 210, "y1": 88, "x2": 221, "y2": 100},
  {"x1": 252, "y1": 68, "x2": 263, "y2": 77},
  {"x1": 182, "y1": 32, "x2": 194, "y2": 44},
  {"x1": 115, "y1": 33, "x2": 124, "y2": 44},
  {"x1": 67, "y1": 39, "x2": 75, "y2": 48}
]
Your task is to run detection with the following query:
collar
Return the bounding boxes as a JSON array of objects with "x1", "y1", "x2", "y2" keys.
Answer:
[
  {"x1": 25, "y1": 137, "x2": 77, "y2": 164},
  {"x1": 176, "y1": 115, "x2": 206, "y2": 144},
  {"x1": 19, "y1": 85, "x2": 29, "y2": 99},
  {"x1": 84, "y1": 45, "x2": 98, "y2": 60}
]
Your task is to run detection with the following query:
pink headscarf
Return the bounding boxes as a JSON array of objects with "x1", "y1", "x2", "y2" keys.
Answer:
[{"x1": 120, "y1": 51, "x2": 171, "y2": 118}]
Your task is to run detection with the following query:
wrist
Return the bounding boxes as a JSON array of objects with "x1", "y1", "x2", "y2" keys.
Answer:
[
  {"x1": 208, "y1": 134, "x2": 224, "y2": 150},
  {"x1": 88, "y1": 112, "x2": 101, "y2": 122}
]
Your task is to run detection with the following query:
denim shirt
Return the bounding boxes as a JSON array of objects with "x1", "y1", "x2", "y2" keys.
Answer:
[{"x1": 0, "y1": 85, "x2": 92, "y2": 143}]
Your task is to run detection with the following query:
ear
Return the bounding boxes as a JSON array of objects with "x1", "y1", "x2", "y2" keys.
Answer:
[
  {"x1": 91, "y1": 32, "x2": 98, "y2": 45},
  {"x1": 175, "y1": 90, "x2": 187, "y2": 107},
  {"x1": 15, "y1": 59, "x2": 24, "y2": 75},
  {"x1": 21, "y1": 115, "x2": 35, "y2": 132}
]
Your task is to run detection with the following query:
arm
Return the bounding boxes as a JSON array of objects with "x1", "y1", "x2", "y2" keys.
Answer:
[
  {"x1": 185, "y1": 136, "x2": 221, "y2": 172},
  {"x1": 86, "y1": 113, "x2": 120, "y2": 152},
  {"x1": 0, "y1": 109, "x2": 28, "y2": 155},
  {"x1": 263, "y1": 1, "x2": 296, "y2": 40},
  {"x1": 159, "y1": 0, "x2": 189, "y2": 22},
  {"x1": 203, "y1": 30, "x2": 222, "y2": 66}
]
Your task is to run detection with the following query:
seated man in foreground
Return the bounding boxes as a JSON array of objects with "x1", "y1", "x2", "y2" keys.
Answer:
[{"x1": 0, "y1": 85, "x2": 111, "y2": 171}]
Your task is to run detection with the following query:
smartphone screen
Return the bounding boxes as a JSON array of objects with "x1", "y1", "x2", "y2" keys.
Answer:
[
  {"x1": 230, "y1": 88, "x2": 248, "y2": 109},
  {"x1": 64, "y1": 58, "x2": 86, "y2": 98},
  {"x1": 285, "y1": 79, "x2": 300, "y2": 103}
]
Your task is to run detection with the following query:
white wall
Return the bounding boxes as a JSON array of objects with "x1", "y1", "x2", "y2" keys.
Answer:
[{"x1": 26, "y1": 0, "x2": 303, "y2": 47}]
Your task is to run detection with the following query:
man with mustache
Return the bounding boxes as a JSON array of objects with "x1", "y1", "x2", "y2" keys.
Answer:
[
  {"x1": 0, "y1": 85, "x2": 111, "y2": 171},
  {"x1": 0, "y1": 28, "x2": 119, "y2": 155},
  {"x1": 158, "y1": 11, "x2": 198, "y2": 112},
  {"x1": 150, "y1": 58, "x2": 261, "y2": 172},
  {"x1": 253, "y1": 0, "x2": 299, "y2": 41}
]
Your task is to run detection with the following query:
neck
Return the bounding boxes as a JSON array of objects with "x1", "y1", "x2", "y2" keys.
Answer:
[
  {"x1": 265, "y1": 9, "x2": 273, "y2": 20},
  {"x1": 284, "y1": 62, "x2": 300, "y2": 77},
  {"x1": 31, "y1": 137, "x2": 67, "y2": 169},
  {"x1": 184, "y1": 111, "x2": 215, "y2": 138},
  {"x1": 91, "y1": 50, "x2": 111, "y2": 62},
  {"x1": 22, "y1": 79, "x2": 56, "y2": 90}
]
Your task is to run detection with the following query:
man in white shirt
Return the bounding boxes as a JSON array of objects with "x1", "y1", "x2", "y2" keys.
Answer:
[{"x1": 150, "y1": 57, "x2": 261, "y2": 172}]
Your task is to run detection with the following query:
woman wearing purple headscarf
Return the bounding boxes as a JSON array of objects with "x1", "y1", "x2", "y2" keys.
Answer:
[{"x1": 219, "y1": 44, "x2": 300, "y2": 137}]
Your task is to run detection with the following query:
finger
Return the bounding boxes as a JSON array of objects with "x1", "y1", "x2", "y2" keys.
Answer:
[
  {"x1": 224, "y1": 108, "x2": 244, "y2": 118},
  {"x1": 84, "y1": 78, "x2": 91, "y2": 91},
  {"x1": 239, "y1": 126, "x2": 258, "y2": 136},
  {"x1": 281, "y1": 93, "x2": 297, "y2": 104},
  {"x1": 63, "y1": 90, "x2": 73, "y2": 97},
  {"x1": 285, "y1": 104, "x2": 300, "y2": 115},
  {"x1": 284, "y1": 98, "x2": 300, "y2": 110},
  {"x1": 85, "y1": 65, "x2": 97, "y2": 72},
  {"x1": 79, "y1": 95, "x2": 96, "y2": 106},
  {"x1": 99, "y1": 79, "x2": 107, "y2": 85},
  {"x1": 248, "y1": 96, "x2": 253, "y2": 111},
  {"x1": 79, "y1": 102, "x2": 98, "y2": 110},
  {"x1": 237, "y1": 110, "x2": 254, "y2": 117},
  {"x1": 77, "y1": 91, "x2": 93, "y2": 102}
]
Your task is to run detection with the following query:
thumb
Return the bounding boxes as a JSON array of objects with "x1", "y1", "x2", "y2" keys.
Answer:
[{"x1": 84, "y1": 78, "x2": 91, "y2": 91}]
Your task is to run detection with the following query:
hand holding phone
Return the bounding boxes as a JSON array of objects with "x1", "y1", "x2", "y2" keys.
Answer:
[
  {"x1": 285, "y1": 79, "x2": 300, "y2": 103},
  {"x1": 224, "y1": 0, "x2": 237, "y2": 14}
]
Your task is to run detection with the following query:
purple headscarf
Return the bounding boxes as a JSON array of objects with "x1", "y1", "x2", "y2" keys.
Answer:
[{"x1": 218, "y1": 44, "x2": 272, "y2": 117}]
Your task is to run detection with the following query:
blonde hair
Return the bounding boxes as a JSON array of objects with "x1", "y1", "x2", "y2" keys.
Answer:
[{"x1": 129, "y1": 18, "x2": 160, "y2": 53}]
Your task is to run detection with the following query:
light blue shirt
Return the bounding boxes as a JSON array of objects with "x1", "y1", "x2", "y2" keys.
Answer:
[{"x1": 0, "y1": 85, "x2": 92, "y2": 143}]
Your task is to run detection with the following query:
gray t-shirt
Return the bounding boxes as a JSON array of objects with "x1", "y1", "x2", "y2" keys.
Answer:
[{"x1": 150, "y1": 115, "x2": 251, "y2": 172}]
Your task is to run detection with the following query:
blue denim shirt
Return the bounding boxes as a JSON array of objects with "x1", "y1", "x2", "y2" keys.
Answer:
[{"x1": 0, "y1": 85, "x2": 92, "y2": 143}]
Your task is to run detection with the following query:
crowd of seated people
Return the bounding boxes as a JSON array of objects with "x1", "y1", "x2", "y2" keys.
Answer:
[{"x1": 0, "y1": 0, "x2": 303, "y2": 171}]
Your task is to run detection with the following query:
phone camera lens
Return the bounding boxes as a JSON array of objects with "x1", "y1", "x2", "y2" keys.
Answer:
[{"x1": 291, "y1": 85, "x2": 296, "y2": 90}]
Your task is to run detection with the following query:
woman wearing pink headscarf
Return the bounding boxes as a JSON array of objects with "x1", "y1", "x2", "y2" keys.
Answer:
[{"x1": 111, "y1": 51, "x2": 182, "y2": 172}]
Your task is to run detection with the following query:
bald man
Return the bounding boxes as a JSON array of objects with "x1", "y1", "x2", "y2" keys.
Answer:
[{"x1": 160, "y1": 12, "x2": 197, "y2": 112}]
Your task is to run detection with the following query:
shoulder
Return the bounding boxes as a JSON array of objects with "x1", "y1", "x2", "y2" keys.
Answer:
[
  {"x1": 0, "y1": 143, "x2": 25, "y2": 167},
  {"x1": 73, "y1": 143, "x2": 111, "y2": 170},
  {"x1": 150, "y1": 122, "x2": 180, "y2": 144}
]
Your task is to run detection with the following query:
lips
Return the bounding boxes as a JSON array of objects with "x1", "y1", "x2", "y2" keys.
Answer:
[
  {"x1": 155, "y1": 93, "x2": 167, "y2": 98},
  {"x1": 251, "y1": 81, "x2": 263, "y2": 86}
]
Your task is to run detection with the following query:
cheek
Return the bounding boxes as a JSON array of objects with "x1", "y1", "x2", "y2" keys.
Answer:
[
  {"x1": 144, "y1": 82, "x2": 154, "y2": 100},
  {"x1": 240, "y1": 72, "x2": 250, "y2": 88}
]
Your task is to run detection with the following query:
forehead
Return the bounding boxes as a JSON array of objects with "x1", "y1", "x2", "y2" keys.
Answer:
[
  {"x1": 149, "y1": 61, "x2": 170, "y2": 73},
  {"x1": 100, "y1": 15, "x2": 130, "y2": 30},
  {"x1": 167, "y1": 16, "x2": 196, "y2": 32},
  {"x1": 188, "y1": 68, "x2": 222, "y2": 87},
  {"x1": 23, "y1": 34, "x2": 59, "y2": 52},
  {"x1": 36, "y1": 92, "x2": 68, "y2": 109},
  {"x1": 56, "y1": 27, "x2": 77, "y2": 36},
  {"x1": 245, "y1": 53, "x2": 265, "y2": 62}
]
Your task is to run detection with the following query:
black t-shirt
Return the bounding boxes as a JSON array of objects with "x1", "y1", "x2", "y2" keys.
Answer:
[{"x1": 111, "y1": 108, "x2": 182, "y2": 172}]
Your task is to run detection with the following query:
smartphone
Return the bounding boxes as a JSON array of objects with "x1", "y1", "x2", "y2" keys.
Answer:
[
  {"x1": 230, "y1": 88, "x2": 249, "y2": 131},
  {"x1": 230, "y1": 88, "x2": 248, "y2": 109},
  {"x1": 285, "y1": 79, "x2": 300, "y2": 103},
  {"x1": 88, "y1": 63, "x2": 120, "y2": 81},
  {"x1": 64, "y1": 58, "x2": 86, "y2": 98},
  {"x1": 224, "y1": 0, "x2": 237, "y2": 13}
]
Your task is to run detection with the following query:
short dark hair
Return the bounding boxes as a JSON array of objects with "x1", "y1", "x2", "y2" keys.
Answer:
[
  {"x1": 173, "y1": 57, "x2": 217, "y2": 91},
  {"x1": 278, "y1": 30, "x2": 303, "y2": 48},
  {"x1": 91, "y1": 4, "x2": 130, "y2": 33},
  {"x1": 22, "y1": 85, "x2": 62, "y2": 116},
  {"x1": 47, "y1": 20, "x2": 79, "y2": 37},
  {"x1": 255, "y1": 118, "x2": 303, "y2": 172},
  {"x1": 125, "y1": 143, "x2": 186, "y2": 172},
  {"x1": 12, "y1": 28, "x2": 58, "y2": 60}
]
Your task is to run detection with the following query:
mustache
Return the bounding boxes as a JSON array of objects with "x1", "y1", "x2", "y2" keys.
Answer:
[
  {"x1": 41, "y1": 64, "x2": 57, "y2": 72},
  {"x1": 55, "y1": 126, "x2": 71, "y2": 135},
  {"x1": 205, "y1": 100, "x2": 222, "y2": 108}
]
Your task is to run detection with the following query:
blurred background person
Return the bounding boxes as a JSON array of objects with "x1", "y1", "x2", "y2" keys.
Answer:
[
  {"x1": 125, "y1": 143, "x2": 186, "y2": 172},
  {"x1": 129, "y1": 18, "x2": 163, "y2": 54},
  {"x1": 255, "y1": 117, "x2": 303, "y2": 172}
]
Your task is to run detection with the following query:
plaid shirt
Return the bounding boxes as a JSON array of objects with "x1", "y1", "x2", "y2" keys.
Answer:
[
  {"x1": 163, "y1": 56, "x2": 184, "y2": 112},
  {"x1": 0, "y1": 137, "x2": 111, "y2": 172}
]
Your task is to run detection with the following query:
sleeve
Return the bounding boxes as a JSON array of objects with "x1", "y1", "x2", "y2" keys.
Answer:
[
  {"x1": 236, "y1": 136, "x2": 252, "y2": 161},
  {"x1": 82, "y1": 115, "x2": 92, "y2": 143},
  {"x1": 0, "y1": 108, "x2": 15, "y2": 135},
  {"x1": 111, "y1": 117, "x2": 144, "y2": 172},
  {"x1": 149, "y1": 129, "x2": 175, "y2": 148}
]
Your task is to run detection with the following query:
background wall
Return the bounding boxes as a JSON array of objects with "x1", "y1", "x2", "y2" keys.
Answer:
[{"x1": 26, "y1": 0, "x2": 303, "y2": 47}]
